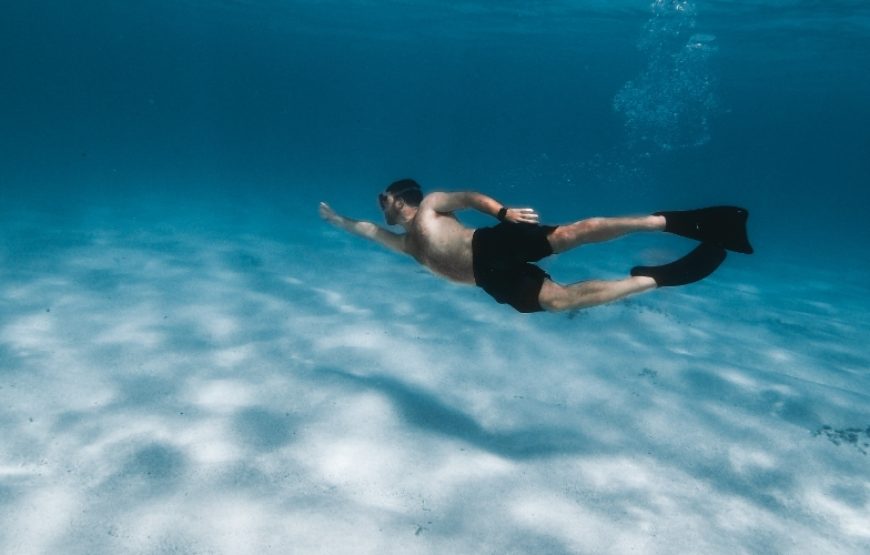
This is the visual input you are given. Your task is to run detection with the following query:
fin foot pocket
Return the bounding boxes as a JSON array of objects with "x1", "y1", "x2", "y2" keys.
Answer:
[
  {"x1": 657, "y1": 206, "x2": 754, "y2": 254},
  {"x1": 631, "y1": 243, "x2": 727, "y2": 287}
]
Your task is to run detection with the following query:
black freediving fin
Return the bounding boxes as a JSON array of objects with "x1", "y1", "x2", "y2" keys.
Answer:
[
  {"x1": 631, "y1": 243, "x2": 727, "y2": 287},
  {"x1": 656, "y1": 206, "x2": 754, "y2": 254}
]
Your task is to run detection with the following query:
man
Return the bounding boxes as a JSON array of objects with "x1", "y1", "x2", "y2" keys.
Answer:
[{"x1": 319, "y1": 179, "x2": 752, "y2": 313}]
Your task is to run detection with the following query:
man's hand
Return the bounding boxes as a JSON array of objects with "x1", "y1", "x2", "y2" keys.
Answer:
[
  {"x1": 503, "y1": 207, "x2": 540, "y2": 224},
  {"x1": 319, "y1": 202, "x2": 341, "y2": 225}
]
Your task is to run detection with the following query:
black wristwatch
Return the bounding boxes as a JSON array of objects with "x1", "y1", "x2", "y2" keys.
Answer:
[{"x1": 497, "y1": 207, "x2": 508, "y2": 221}]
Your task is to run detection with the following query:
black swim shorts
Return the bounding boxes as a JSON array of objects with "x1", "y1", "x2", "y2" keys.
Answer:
[{"x1": 472, "y1": 222, "x2": 557, "y2": 313}]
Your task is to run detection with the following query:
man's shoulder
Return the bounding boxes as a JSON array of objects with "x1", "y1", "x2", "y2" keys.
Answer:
[
  {"x1": 420, "y1": 190, "x2": 469, "y2": 211},
  {"x1": 420, "y1": 190, "x2": 447, "y2": 204},
  {"x1": 417, "y1": 191, "x2": 447, "y2": 212}
]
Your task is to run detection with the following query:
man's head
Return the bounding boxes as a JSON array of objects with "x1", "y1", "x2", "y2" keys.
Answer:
[{"x1": 379, "y1": 178, "x2": 423, "y2": 225}]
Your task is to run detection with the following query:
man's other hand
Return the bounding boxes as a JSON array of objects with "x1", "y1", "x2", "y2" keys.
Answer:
[{"x1": 505, "y1": 207, "x2": 540, "y2": 224}]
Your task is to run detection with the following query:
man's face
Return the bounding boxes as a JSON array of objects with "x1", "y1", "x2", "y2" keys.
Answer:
[{"x1": 379, "y1": 193, "x2": 400, "y2": 225}]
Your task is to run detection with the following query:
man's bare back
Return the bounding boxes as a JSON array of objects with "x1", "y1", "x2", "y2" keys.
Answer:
[
  {"x1": 403, "y1": 197, "x2": 476, "y2": 284},
  {"x1": 319, "y1": 179, "x2": 748, "y2": 313}
]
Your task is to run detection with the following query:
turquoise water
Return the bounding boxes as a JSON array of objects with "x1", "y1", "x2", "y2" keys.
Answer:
[{"x1": 2, "y1": 2, "x2": 869, "y2": 553}]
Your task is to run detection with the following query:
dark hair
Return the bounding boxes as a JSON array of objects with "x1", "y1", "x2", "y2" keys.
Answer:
[{"x1": 386, "y1": 178, "x2": 423, "y2": 207}]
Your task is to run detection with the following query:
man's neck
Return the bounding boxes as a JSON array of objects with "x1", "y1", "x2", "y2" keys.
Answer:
[{"x1": 397, "y1": 207, "x2": 418, "y2": 231}]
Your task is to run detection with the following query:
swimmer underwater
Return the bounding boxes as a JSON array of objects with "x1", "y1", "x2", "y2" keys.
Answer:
[{"x1": 318, "y1": 179, "x2": 753, "y2": 313}]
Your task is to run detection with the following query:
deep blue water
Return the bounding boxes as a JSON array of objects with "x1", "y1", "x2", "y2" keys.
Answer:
[{"x1": 2, "y1": 0, "x2": 870, "y2": 255}]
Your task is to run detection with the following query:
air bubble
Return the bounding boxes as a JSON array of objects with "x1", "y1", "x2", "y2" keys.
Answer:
[{"x1": 614, "y1": 1, "x2": 719, "y2": 151}]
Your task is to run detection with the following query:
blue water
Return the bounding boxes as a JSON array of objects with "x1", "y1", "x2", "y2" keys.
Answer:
[
  {"x1": 3, "y1": 1, "x2": 870, "y2": 250},
  {"x1": 2, "y1": 2, "x2": 870, "y2": 554}
]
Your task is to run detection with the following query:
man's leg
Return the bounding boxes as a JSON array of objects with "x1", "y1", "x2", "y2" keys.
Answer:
[
  {"x1": 537, "y1": 276, "x2": 657, "y2": 312},
  {"x1": 547, "y1": 215, "x2": 665, "y2": 254}
]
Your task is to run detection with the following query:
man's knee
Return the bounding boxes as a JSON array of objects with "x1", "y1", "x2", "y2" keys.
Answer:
[{"x1": 537, "y1": 281, "x2": 570, "y2": 312}]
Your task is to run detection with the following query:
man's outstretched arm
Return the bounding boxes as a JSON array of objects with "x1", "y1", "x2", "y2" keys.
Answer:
[
  {"x1": 319, "y1": 202, "x2": 406, "y2": 253},
  {"x1": 424, "y1": 191, "x2": 539, "y2": 224}
]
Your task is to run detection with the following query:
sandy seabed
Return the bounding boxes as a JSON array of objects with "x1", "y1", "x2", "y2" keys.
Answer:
[{"x1": 1, "y1": 209, "x2": 868, "y2": 554}]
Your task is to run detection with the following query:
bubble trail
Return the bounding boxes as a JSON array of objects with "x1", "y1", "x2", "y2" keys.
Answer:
[{"x1": 614, "y1": 0, "x2": 719, "y2": 151}]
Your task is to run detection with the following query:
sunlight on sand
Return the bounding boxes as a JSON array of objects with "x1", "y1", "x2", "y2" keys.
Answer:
[{"x1": 0, "y1": 222, "x2": 868, "y2": 554}]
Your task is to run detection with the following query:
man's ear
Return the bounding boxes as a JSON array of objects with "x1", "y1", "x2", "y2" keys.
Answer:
[{"x1": 394, "y1": 198, "x2": 405, "y2": 209}]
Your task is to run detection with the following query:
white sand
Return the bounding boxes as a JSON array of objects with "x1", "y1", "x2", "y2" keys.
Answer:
[{"x1": 1, "y1": 208, "x2": 868, "y2": 554}]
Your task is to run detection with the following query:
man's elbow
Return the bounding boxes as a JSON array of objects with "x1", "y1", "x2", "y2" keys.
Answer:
[{"x1": 354, "y1": 221, "x2": 379, "y2": 238}]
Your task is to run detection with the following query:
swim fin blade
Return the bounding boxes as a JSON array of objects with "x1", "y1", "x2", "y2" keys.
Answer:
[
  {"x1": 631, "y1": 243, "x2": 727, "y2": 287},
  {"x1": 656, "y1": 206, "x2": 754, "y2": 254}
]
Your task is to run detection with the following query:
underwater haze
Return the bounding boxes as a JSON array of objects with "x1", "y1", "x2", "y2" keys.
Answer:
[{"x1": 2, "y1": 1, "x2": 869, "y2": 554}]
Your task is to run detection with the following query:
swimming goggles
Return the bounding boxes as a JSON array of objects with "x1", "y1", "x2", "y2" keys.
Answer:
[{"x1": 378, "y1": 186, "x2": 420, "y2": 209}]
